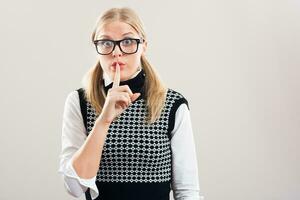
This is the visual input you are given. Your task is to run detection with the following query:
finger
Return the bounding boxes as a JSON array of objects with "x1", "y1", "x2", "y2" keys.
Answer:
[
  {"x1": 119, "y1": 92, "x2": 131, "y2": 105},
  {"x1": 116, "y1": 103, "x2": 125, "y2": 110},
  {"x1": 118, "y1": 102, "x2": 126, "y2": 110},
  {"x1": 115, "y1": 85, "x2": 133, "y2": 96},
  {"x1": 131, "y1": 93, "x2": 141, "y2": 102},
  {"x1": 112, "y1": 63, "x2": 120, "y2": 89},
  {"x1": 117, "y1": 96, "x2": 130, "y2": 108},
  {"x1": 124, "y1": 92, "x2": 132, "y2": 104}
]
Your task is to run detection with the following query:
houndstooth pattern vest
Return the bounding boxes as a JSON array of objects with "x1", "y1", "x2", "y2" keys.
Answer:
[{"x1": 77, "y1": 69, "x2": 189, "y2": 200}]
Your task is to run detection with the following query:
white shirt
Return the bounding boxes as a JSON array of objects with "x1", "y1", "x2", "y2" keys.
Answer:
[{"x1": 58, "y1": 71, "x2": 203, "y2": 200}]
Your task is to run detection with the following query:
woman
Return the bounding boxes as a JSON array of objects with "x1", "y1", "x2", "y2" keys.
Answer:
[{"x1": 58, "y1": 7, "x2": 203, "y2": 200}]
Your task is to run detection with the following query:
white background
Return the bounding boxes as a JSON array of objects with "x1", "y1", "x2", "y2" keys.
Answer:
[{"x1": 0, "y1": 0, "x2": 299, "y2": 199}]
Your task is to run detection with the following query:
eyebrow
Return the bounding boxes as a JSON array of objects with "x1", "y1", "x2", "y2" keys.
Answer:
[{"x1": 98, "y1": 32, "x2": 135, "y2": 39}]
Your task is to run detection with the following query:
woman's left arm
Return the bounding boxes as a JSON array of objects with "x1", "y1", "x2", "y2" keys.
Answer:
[{"x1": 170, "y1": 103, "x2": 204, "y2": 200}]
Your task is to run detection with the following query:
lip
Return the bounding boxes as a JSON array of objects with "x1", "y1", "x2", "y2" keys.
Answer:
[{"x1": 111, "y1": 61, "x2": 125, "y2": 67}]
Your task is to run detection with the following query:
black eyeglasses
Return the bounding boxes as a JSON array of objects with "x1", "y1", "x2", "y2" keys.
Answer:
[{"x1": 93, "y1": 38, "x2": 144, "y2": 55}]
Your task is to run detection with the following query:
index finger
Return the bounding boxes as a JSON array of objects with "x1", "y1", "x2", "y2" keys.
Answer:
[{"x1": 112, "y1": 63, "x2": 120, "y2": 88}]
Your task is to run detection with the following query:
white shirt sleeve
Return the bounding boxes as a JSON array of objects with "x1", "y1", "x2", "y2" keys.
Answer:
[
  {"x1": 58, "y1": 90, "x2": 99, "y2": 199},
  {"x1": 170, "y1": 103, "x2": 204, "y2": 200}
]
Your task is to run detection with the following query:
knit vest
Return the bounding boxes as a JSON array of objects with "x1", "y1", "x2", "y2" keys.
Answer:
[{"x1": 77, "y1": 69, "x2": 189, "y2": 200}]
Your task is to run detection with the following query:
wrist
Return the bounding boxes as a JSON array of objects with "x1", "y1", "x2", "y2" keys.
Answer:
[{"x1": 95, "y1": 117, "x2": 112, "y2": 127}]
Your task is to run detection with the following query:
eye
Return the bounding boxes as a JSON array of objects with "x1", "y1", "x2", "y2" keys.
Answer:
[
  {"x1": 99, "y1": 40, "x2": 113, "y2": 48},
  {"x1": 121, "y1": 39, "x2": 134, "y2": 46}
]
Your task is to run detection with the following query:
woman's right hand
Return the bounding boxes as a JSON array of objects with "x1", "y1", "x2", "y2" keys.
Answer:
[{"x1": 97, "y1": 63, "x2": 141, "y2": 124}]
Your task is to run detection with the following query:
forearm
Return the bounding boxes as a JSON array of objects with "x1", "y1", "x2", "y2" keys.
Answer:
[{"x1": 71, "y1": 119, "x2": 111, "y2": 179}]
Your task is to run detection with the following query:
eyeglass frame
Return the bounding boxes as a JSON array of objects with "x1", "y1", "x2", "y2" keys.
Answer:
[{"x1": 93, "y1": 37, "x2": 145, "y2": 55}]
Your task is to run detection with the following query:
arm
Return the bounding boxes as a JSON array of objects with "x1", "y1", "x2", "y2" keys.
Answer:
[
  {"x1": 58, "y1": 90, "x2": 110, "y2": 199},
  {"x1": 170, "y1": 103, "x2": 204, "y2": 200}
]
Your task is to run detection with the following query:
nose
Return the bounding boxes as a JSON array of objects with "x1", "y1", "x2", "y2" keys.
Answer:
[{"x1": 112, "y1": 44, "x2": 123, "y2": 57}]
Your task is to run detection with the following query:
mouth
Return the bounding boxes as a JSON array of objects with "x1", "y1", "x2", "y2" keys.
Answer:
[
  {"x1": 111, "y1": 61, "x2": 125, "y2": 71},
  {"x1": 112, "y1": 61, "x2": 125, "y2": 66}
]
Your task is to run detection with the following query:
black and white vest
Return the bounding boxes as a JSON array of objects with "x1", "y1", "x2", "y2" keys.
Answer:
[{"x1": 77, "y1": 69, "x2": 189, "y2": 200}]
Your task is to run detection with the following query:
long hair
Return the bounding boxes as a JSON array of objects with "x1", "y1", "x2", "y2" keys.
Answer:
[{"x1": 82, "y1": 7, "x2": 167, "y2": 124}]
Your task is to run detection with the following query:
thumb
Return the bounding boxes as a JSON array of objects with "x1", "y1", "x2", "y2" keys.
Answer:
[{"x1": 131, "y1": 93, "x2": 141, "y2": 102}]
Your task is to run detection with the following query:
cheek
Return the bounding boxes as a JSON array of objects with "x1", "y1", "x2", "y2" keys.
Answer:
[
  {"x1": 98, "y1": 57, "x2": 110, "y2": 68},
  {"x1": 131, "y1": 52, "x2": 143, "y2": 65},
  {"x1": 128, "y1": 57, "x2": 141, "y2": 69}
]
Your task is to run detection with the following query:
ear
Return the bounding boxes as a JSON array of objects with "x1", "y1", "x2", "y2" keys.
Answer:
[{"x1": 142, "y1": 40, "x2": 148, "y2": 56}]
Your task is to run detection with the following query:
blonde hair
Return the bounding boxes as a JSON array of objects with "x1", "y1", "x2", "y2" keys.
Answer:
[{"x1": 82, "y1": 7, "x2": 167, "y2": 124}]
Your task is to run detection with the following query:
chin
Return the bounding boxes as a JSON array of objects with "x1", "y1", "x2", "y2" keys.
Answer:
[
  {"x1": 108, "y1": 72, "x2": 127, "y2": 81},
  {"x1": 120, "y1": 75, "x2": 130, "y2": 81}
]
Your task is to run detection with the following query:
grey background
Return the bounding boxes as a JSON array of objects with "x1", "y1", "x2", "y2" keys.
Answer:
[{"x1": 0, "y1": 0, "x2": 299, "y2": 200}]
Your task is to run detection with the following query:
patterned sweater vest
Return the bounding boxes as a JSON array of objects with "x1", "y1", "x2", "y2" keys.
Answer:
[{"x1": 77, "y1": 76, "x2": 189, "y2": 200}]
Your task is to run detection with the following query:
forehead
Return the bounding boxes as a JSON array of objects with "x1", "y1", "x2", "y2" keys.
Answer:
[{"x1": 96, "y1": 21, "x2": 139, "y2": 39}]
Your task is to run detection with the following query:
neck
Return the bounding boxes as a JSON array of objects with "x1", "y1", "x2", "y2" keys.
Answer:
[{"x1": 103, "y1": 68, "x2": 142, "y2": 87}]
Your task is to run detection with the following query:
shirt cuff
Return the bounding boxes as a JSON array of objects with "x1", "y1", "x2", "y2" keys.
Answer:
[{"x1": 58, "y1": 160, "x2": 99, "y2": 199}]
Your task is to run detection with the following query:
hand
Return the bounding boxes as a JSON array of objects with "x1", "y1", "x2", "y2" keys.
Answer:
[{"x1": 97, "y1": 63, "x2": 141, "y2": 124}]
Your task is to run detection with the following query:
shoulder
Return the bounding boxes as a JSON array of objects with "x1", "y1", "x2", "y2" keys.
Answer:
[
  {"x1": 166, "y1": 88, "x2": 190, "y2": 110},
  {"x1": 66, "y1": 87, "x2": 86, "y2": 100},
  {"x1": 63, "y1": 88, "x2": 83, "y2": 109},
  {"x1": 65, "y1": 90, "x2": 79, "y2": 103},
  {"x1": 166, "y1": 88, "x2": 191, "y2": 136}
]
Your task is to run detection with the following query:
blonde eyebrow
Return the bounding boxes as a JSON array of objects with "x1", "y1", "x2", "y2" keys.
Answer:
[{"x1": 98, "y1": 32, "x2": 135, "y2": 39}]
